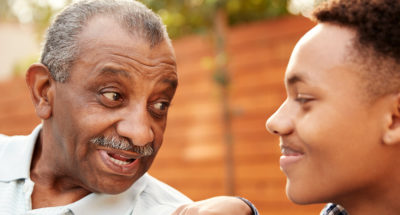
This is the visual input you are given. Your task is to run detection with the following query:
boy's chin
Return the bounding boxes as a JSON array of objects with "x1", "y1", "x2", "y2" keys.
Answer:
[{"x1": 286, "y1": 183, "x2": 328, "y2": 205}]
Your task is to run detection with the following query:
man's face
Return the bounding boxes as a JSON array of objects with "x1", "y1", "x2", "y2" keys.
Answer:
[
  {"x1": 48, "y1": 16, "x2": 177, "y2": 194},
  {"x1": 266, "y1": 24, "x2": 396, "y2": 204}
]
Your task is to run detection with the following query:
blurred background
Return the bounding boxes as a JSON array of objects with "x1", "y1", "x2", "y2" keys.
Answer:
[{"x1": 0, "y1": 0, "x2": 325, "y2": 214}]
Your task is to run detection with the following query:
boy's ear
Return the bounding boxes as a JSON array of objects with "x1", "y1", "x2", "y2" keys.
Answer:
[
  {"x1": 26, "y1": 63, "x2": 55, "y2": 120},
  {"x1": 383, "y1": 94, "x2": 400, "y2": 145}
]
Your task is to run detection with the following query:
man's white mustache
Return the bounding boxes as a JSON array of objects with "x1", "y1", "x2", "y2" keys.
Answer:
[{"x1": 90, "y1": 136, "x2": 154, "y2": 156}]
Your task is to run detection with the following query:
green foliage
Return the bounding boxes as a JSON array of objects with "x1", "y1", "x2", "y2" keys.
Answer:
[
  {"x1": 0, "y1": 0, "x2": 72, "y2": 39},
  {"x1": 12, "y1": 54, "x2": 40, "y2": 77},
  {"x1": 1, "y1": 0, "x2": 288, "y2": 39},
  {"x1": 226, "y1": 0, "x2": 288, "y2": 24},
  {"x1": 28, "y1": 3, "x2": 58, "y2": 41},
  {"x1": 0, "y1": 0, "x2": 13, "y2": 21},
  {"x1": 139, "y1": 0, "x2": 288, "y2": 38}
]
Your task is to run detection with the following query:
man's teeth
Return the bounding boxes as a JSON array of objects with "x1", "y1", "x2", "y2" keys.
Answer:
[{"x1": 109, "y1": 156, "x2": 132, "y2": 166}]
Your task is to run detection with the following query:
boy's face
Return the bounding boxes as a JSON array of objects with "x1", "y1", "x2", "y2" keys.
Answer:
[{"x1": 266, "y1": 24, "x2": 397, "y2": 204}]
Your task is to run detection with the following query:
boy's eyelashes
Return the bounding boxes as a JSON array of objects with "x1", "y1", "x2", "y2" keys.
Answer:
[{"x1": 295, "y1": 93, "x2": 315, "y2": 104}]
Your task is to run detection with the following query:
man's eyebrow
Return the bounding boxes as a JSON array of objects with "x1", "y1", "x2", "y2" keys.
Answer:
[
  {"x1": 99, "y1": 67, "x2": 132, "y2": 79},
  {"x1": 162, "y1": 77, "x2": 178, "y2": 89}
]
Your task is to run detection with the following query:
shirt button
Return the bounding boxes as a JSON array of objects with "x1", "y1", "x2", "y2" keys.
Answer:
[
  {"x1": 23, "y1": 179, "x2": 33, "y2": 194},
  {"x1": 23, "y1": 183, "x2": 29, "y2": 193}
]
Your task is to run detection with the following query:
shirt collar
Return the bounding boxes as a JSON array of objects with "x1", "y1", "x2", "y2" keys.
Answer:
[
  {"x1": 0, "y1": 124, "x2": 42, "y2": 181},
  {"x1": 69, "y1": 174, "x2": 148, "y2": 215}
]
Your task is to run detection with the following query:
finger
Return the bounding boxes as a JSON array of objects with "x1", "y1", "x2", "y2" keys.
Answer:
[{"x1": 171, "y1": 204, "x2": 189, "y2": 215}]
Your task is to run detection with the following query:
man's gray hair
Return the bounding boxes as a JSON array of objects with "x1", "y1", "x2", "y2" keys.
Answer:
[{"x1": 40, "y1": 0, "x2": 170, "y2": 82}]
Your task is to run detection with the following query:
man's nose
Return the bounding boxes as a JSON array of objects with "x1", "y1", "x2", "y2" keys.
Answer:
[
  {"x1": 266, "y1": 101, "x2": 293, "y2": 136},
  {"x1": 116, "y1": 105, "x2": 154, "y2": 146}
]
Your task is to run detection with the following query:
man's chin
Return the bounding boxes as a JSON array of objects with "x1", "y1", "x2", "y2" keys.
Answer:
[
  {"x1": 88, "y1": 175, "x2": 142, "y2": 194},
  {"x1": 87, "y1": 161, "x2": 148, "y2": 194}
]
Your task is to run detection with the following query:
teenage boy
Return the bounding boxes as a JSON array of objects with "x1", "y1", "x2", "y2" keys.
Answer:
[{"x1": 266, "y1": 0, "x2": 400, "y2": 214}]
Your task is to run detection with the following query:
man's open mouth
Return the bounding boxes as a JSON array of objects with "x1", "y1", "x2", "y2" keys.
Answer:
[
  {"x1": 107, "y1": 152, "x2": 136, "y2": 166},
  {"x1": 98, "y1": 149, "x2": 142, "y2": 175}
]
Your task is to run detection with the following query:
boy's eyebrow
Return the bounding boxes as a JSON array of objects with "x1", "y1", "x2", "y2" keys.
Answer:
[{"x1": 287, "y1": 73, "x2": 306, "y2": 86}]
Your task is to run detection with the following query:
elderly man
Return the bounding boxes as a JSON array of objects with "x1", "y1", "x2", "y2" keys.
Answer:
[
  {"x1": 266, "y1": 0, "x2": 400, "y2": 214},
  {"x1": 0, "y1": 0, "x2": 257, "y2": 214}
]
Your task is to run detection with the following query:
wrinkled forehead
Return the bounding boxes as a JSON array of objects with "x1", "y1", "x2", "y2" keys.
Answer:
[
  {"x1": 63, "y1": 15, "x2": 177, "y2": 86},
  {"x1": 78, "y1": 15, "x2": 175, "y2": 60}
]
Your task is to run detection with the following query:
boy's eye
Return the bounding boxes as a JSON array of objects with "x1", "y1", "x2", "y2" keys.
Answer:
[
  {"x1": 295, "y1": 97, "x2": 310, "y2": 104},
  {"x1": 295, "y1": 94, "x2": 314, "y2": 104},
  {"x1": 103, "y1": 92, "x2": 121, "y2": 101}
]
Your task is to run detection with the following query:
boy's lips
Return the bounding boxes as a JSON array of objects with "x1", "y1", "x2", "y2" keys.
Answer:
[
  {"x1": 280, "y1": 145, "x2": 304, "y2": 156},
  {"x1": 279, "y1": 142, "x2": 305, "y2": 170}
]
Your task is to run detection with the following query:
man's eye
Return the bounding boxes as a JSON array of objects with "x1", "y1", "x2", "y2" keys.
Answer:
[
  {"x1": 99, "y1": 91, "x2": 123, "y2": 108},
  {"x1": 150, "y1": 101, "x2": 170, "y2": 118},
  {"x1": 103, "y1": 92, "x2": 121, "y2": 101},
  {"x1": 153, "y1": 102, "x2": 169, "y2": 111}
]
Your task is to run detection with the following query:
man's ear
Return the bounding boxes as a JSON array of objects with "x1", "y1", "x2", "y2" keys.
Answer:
[
  {"x1": 26, "y1": 63, "x2": 55, "y2": 120},
  {"x1": 383, "y1": 93, "x2": 400, "y2": 145}
]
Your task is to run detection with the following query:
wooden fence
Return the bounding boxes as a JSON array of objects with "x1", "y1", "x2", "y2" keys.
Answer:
[{"x1": 0, "y1": 15, "x2": 324, "y2": 214}]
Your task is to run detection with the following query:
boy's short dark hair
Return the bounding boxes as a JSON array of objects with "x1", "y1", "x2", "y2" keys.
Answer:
[{"x1": 313, "y1": 0, "x2": 400, "y2": 99}]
